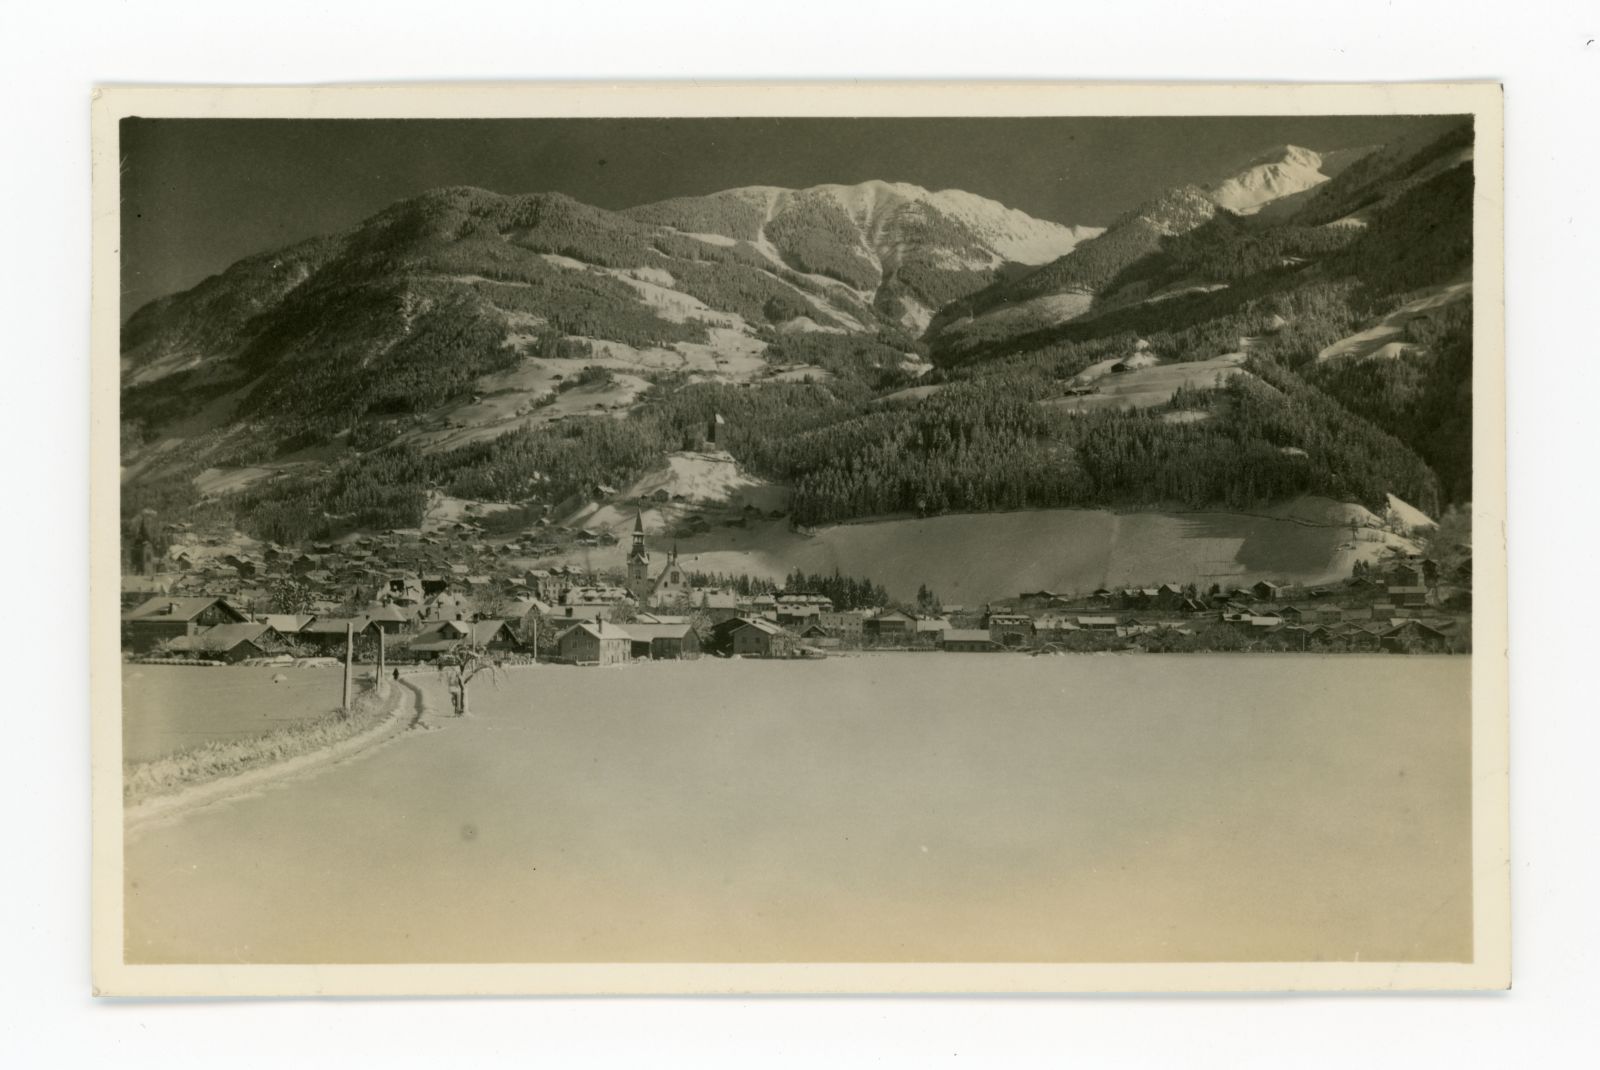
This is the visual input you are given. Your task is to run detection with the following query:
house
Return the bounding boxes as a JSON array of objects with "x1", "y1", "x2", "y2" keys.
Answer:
[
  {"x1": 364, "y1": 604, "x2": 416, "y2": 634},
  {"x1": 1381, "y1": 619, "x2": 1451, "y2": 653},
  {"x1": 1034, "y1": 614, "x2": 1082, "y2": 641},
  {"x1": 1075, "y1": 616, "x2": 1120, "y2": 631},
  {"x1": 695, "y1": 589, "x2": 743, "y2": 624},
  {"x1": 564, "y1": 585, "x2": 635, "y2": 609},
  {"x1": 261, "y1": 613, "x2": 314, "y2": 636},
  {"x1": 120, "y1": 573, "x2": 177, "y2": 606},
  {"x1": 864, "y1": 609, "x2": 915, "y2": 640},
  {"x1": 985, "y1": 612, "x2": 1034, "y2": 648},
  {"x1": 940, "y1": 629, "x2": 1002, "y2": 652},
  {"x1": 501, "y1": 596, "x2": 553, "y2": 622},
  {"x1": 422, "y1": 593, "x2": 474, "y2": 622},
  {"x1": 623, "y1": 621, "x2": 701, "y2": 660},
  {"x1": 463, "y1": 619, "x2": 519, "y2": 652},
  {"x1": 166, "y1": 622, "x2": 287, "y2": 663},
  {"x1": 729, "y1": 618, "x2": 800, "y2": 658},
  {"x1": 386, "y1": 574, "x2": 425, "y2": 604},
  {"x1": 913, "y1": 616, "x2": 951, "y2": 641},
  {"x1": 1387, "y1": 585, "x2": 1429, "y2": 609},
  {"x1": 706, "y1": 616, "x2": 755, "y2": 656},
  {"x1": 1018, "y1": 590, "x2": 1059, "y2": 609},
  {"x1": 557, "y1": 620, "x2": 632, "y2": 665},
  {"x1": 408, "y1": 619, "x2": 473, "y2": 659},
  {"x1": 298, "y1": 617, "x2": 383, "y2": 655},
  {"x1": 775, "y1": 606, "x2": 823, "y2": 629},
  {"x1": 1153, "y1": 583, "x2": 1186, "y2": 609},
  {"x1": 1385, "y1": 562, "x2": 1423, "y2": 587},
  {"x1": 121, "y1": 596, "x2": 249, "y2": 652},
  {"x1": 525, "y1": 569, "x2": 562, "y2": 602},
  {"x1": 817, "y1": 610, "x2": 865, "y2": 645},
  {"x1": 1251, "y1": 580, "x2": 1284, "y2": 602}
]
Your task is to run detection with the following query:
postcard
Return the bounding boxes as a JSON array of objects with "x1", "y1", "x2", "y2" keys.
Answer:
[{"x1": 91, "y1": 81, "x2": 1507, "y2": 995}]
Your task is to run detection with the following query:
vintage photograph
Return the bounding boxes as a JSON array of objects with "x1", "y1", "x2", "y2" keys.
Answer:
[{"x1": 91, "y1": 84, "x2": 1507, "y2": 995}]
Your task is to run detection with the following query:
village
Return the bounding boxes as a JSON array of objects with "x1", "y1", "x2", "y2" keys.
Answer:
[{"x1": 120, "y1": 496, "x2": 1474, "y2": 667}]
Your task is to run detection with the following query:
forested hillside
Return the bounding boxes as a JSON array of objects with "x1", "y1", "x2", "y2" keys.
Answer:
[{"x1": 121, "y1": 124, "x2": 1476, "y2": 552}]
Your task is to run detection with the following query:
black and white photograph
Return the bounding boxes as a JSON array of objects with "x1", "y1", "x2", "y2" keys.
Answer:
[{"x1": 89, "y1": 82, "x2": 1507, "y2": 996}]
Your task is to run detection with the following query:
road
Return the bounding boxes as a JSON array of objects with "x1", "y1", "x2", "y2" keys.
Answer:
[{"x1": 123, "y1": 656, "x2": 1473, "y2": 965}]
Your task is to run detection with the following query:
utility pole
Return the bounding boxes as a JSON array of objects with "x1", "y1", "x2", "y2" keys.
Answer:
[
  {"x1": 377, "y1": 628, "x2": 386, "y2": 695},
  {"x1": 342, "y1": 621, "x2": 354, "y2": 711}
]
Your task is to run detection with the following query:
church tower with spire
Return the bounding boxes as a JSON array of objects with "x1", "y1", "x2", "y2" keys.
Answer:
[{"x1": 626, "y1": 510, "x2": 651, "y2": 599}]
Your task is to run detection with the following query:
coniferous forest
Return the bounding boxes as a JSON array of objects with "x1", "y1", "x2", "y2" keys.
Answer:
[{"x1": 120, "y1": 121, "x2": 1476, "y2": 549}]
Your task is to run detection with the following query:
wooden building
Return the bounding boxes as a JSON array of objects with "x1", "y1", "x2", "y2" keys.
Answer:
[
  {"x1": 729, "y1": 618, "x2": 799, "y2": 658},
  {"x1": 121, "y1": 596, "x2": 249, "y2": 652},
  {"x1": 556, "y1": 620, "x2": 632, "y2": 666},
  {"x1": 623, "y1": 621, "x2": 701, "y2": 660},
  {"x1": 940, "y1": 629, "x2": 1003, "y2": 652}
]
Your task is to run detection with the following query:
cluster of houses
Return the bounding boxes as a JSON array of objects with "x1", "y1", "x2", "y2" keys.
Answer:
[
  {"x1": 121, "y1": 510, "x2": 1471, "y2": 664},
  {"x1": 973, "y1": 558, "x2": 1473, "y2": 654}
]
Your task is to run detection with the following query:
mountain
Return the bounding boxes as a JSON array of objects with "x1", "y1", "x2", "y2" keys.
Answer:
[
  {"x1": 626, "y1": 180, "x2": 1101, "y2": 332},
  {"x1": 1205, "y1": 143, "x2": 1373, "y2": 216},
  {"x1": 120, "y1": 124, "x2": 1473, "y2": 561},
  {"x1": 926, "y1": 184, "x2": 1221, "y2": 359},
  {"x1": 922, "y1": 144, "x2": 1372, "y2": 360},
  {"x1": 923, "y1": 131, "x2": 1469, "y2": 364},
  {"x1": 119, "y1": 180, "x2": 1098, "y2": 515}
]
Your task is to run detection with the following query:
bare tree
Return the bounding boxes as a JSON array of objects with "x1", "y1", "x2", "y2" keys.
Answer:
[{"x1": 436, "y1": 644, "x2": 504, "y2": 717}]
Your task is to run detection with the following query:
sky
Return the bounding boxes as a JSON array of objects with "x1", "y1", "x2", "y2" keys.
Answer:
[{"x1": 120, "y1": 114, "x2": 1451, "y2": 316}]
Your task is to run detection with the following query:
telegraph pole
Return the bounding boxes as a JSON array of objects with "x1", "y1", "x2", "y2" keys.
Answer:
[
  {"x1": 342, "y1": 621, "x2": 354, "y2": 711},
  {"x1": 377, "y1": 628, "x2": 387, "y2": 695}
]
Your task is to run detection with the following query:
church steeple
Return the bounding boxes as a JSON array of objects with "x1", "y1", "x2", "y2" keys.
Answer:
[{"x1": 626, "y1": 510, "x2": 650, "y2": 594}]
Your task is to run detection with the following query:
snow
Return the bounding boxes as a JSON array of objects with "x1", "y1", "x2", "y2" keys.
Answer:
[
  {"x1": 1385, "y1": 493, "x2": 1438, "y2": 533},
  {"x1": 192, "y1": 466, "x2": 281, "y2": 498},
  {"x1": 776, "y1": 315, "x2": 846, "y2": 335},
  {"x1": 623, "y1": 451, "x2": 773, "y2": 505},
  {"x1": 1048, "y1": 353, "x2": 1247, "y2": 414},
  {"x1": 1316, "y1": 281, "x2": 1472, "y2": 362},
  {"x1": 895, "y1": 294, "x2": 935, "y2": 334},
  {"x1": 677, "y1": 230, "x2": 738, "y2": 247},
  {"x1": 1207, "y1": 145, "x2": 1334, "y2": 216},
  {"x1": 717, "y1": 179, "x2": 1100, "y2": 269},
  {"x1": 1324, "y1": 213, "x2": 1370, "y2": 230},
  {"x1": 943, "y1": 290, "x2": 1095, "y2": 348}
]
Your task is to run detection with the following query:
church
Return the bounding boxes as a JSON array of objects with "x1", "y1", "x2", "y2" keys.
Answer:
[{"x1": 624, "y1": 511, "x2": 693, "y2": 607}]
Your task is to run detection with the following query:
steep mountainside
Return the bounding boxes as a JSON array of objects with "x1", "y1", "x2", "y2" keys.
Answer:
[
  {"x1": 1205, "y1": 143, "x2": 1372, "y2": 216},
  {"x1": 120, "y1": 125, "x2": 1473, "y2": 557},
  {"x1": 627, "y1": 180, "x2": 1100, "y2": 333},
  {"x1": 924, "y1": 128, "x2": 1471, "y2": 365}
]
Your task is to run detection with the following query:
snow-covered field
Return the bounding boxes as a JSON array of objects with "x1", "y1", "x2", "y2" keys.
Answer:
[
  {"x1": 1043, "y1": 352, "x2": 1247, "y2": 414},
  {"x1": 123, "y1": 655, "x2": 1471, "y2": 964}
]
